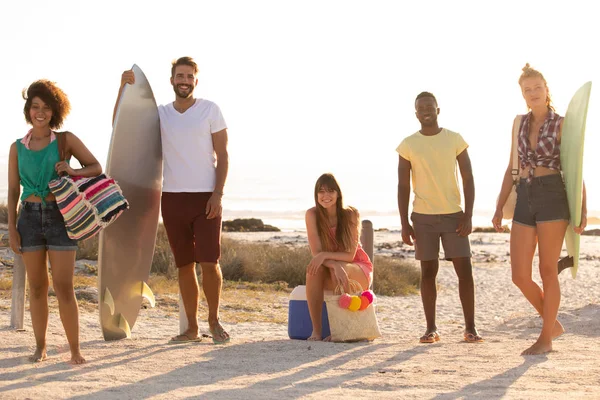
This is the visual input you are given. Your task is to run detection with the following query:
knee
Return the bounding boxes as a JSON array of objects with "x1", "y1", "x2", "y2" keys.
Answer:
[
  {"x1": 511, "y1": 271, "x2": 531, "y2": 288},
  {"x1": 199, "y1": 262, "x2": 219, "y2": 273},
  {"x1": 178, "y1": 263, "x2": 197, "y2": 277},
  {"x1": 29, "y1": 283, "x2": 48, "y2": 300},
  {"x1": 53, "y1": 281, "x2": 75, "y2": 302},
  {"x1": 306, "y1": 266, "x2": 326, "y2": 281},
  {"x1": 539, "y1": 264, "x2": 558, "y2": 283},
  {"x1": 420, "y1": 261, "x2": 439, "y2": 280},
  {"x1": 454, "y1": 263, "x2": 474, "y2": 282}
]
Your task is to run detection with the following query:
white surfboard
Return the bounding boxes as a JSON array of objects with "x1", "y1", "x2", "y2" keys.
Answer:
[{"x1": 98, "y1": 64, "x2": 162, "y2": 340}]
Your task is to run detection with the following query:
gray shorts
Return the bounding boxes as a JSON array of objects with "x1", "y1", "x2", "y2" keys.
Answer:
[
  {"x1": 17, "y1": 201, "x2": 78, "y2": 252},
  {"x1": 411, "y1": 212, "x2": 471, "y2": 261}
]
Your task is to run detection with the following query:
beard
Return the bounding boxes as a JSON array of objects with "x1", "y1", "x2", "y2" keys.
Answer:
[{"x1": 173, "y1": 84, "x2": 194, "y2": 99}]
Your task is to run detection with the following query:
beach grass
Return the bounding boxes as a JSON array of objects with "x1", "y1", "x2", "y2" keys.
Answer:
[{"x1": 1, "y1": 202, "x2": 420, "y2": 296}]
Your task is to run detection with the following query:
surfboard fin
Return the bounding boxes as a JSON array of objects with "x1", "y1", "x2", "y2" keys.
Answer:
[
  {"x1": 101, "y1": 287, "x2": 132, "y2": 340},
  {"x1": 103, "y1": 287, "x2": 115, "y2": 315},
  {"x1": 118, "y1": 314, "x2": 132, "y2": 338},
  {"x1": 141, "y1": 281, "x2": 155, "y2": 308}
]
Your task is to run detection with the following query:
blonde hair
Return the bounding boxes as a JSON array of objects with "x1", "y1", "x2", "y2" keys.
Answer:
[{"x1": 518, "y1": 63, "x2": 555, "y2": 111}]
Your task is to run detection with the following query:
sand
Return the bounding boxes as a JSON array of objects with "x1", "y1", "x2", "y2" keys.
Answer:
[{"x1": 1, "y1": 231, "x2": 599, "y2": 399}]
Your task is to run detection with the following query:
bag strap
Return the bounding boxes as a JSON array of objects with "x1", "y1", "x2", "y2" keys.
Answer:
[
  {"x1": 56, "y1": 131, "x2": 69, "y2": 176},
  {"x1": 334, "y1": 279, "x2": 364, "y2": 295},
  {"x1": 56, "y1": 131, "x2": 67, "y2": 161},
  {"x1": 510, "y1": 116, "x2": 522, "y2": 182}
]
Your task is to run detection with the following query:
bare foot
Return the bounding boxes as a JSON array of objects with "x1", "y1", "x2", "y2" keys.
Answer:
[
  {"x1": 307, "y1": 332, "x2": 322, "y2": 341},
  {"x1": 69, "y1": 352, "x2": 86, "y2": 365},
  {"x1": 552, "y1": 320, "x2": 565, "y2": 339},
  {"x1": 521, "y1": 340, "x2": 552, "y2": 355},
  {"x1": 323, "y1": 336, "x2": 332, "y2": 342},
  {"x1": 29, "y1": 348, "x2": 47, "y2": 363}
]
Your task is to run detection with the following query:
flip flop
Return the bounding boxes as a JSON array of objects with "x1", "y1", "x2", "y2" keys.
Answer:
[
  {"x1": 464, "y1": 332, "x2": 484, "y2": 343},
  {"x1": 168, "y1": 333, "x2": 203, "y2": 344},
  {"x1": 210, "y1": 324, "x2": 231, "y2": 345},
  {"x1": 419, "y1": 331, "x2": 440, "y2": 344}
]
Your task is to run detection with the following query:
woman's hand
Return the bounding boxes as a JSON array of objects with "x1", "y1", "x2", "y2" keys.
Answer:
[
  {"x1": 307, "y1": 252, "x2": 327, "y2": 275},
  {"x1": 333, "y1": 264, "x2": 349, "y2": 292},
  {"x1": 8, "y1": 226, "x2": 21, "y2": 254},
  {"x1": 492, "y1": 209, "x2": 504, "y2": 233},
  {"x1": 55, "y1": 161, "x2": 77, "y2": 176},
  {"x1": 574, "y1": 214, "x2": 587, "y2": 234}
]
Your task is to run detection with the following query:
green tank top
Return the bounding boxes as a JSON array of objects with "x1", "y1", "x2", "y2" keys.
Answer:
[{"x1": 16, "y1": 139, "x2": 64, "y2": 202}]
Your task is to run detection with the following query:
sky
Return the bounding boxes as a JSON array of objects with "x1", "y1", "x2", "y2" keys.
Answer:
[{"x1": 1, "y1": 0, "x2": 599, "y2": 226}]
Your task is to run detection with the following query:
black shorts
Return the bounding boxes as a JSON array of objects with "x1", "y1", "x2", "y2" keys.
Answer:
[
  {"x1": 513, "y1": 174, "x2": 570, "y2": 227},
  {"x1": 17, "y1": 201, "x2": 78, "y2": 252}
]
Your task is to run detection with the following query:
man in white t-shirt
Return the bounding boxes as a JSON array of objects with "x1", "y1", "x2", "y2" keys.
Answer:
[{"x1": 114, "y1": 57, "x2": 230, "y2": 344}]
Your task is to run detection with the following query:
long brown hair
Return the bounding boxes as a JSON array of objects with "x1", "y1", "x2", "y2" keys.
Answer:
[
  {"x1": 314, "y1": 173, "x2": 359, "y2": 252},
  {"x1": 518, "y1": 63, "x2": 555, "y2": 112}
]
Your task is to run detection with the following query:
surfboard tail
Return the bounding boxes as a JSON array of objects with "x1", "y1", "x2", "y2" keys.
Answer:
[{"x1": 101, "y1": 287, "x2": 132, "y2": 340}]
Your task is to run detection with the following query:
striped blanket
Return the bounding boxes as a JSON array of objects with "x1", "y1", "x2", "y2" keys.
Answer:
[{"x1": 48, "y1": 174, "x2": 129, "y2": 241}]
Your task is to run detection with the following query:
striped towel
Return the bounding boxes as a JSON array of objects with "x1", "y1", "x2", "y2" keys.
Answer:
[{"x1": 48, "y1": 174, "x2": 129, "y2": 241}]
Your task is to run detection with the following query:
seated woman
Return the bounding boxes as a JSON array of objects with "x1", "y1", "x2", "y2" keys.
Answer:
[{"x1": 305, "y1": 173, "x2": 373, "y2": 341}]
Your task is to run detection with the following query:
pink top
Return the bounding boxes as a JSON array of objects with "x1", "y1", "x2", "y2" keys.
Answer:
[{"x1": 20, "y1": 129, "x2": 57, "y2": 150}]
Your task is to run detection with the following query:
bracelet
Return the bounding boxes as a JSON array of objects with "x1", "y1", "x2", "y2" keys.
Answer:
[{"x1": 214, "y1": 190, "x2": 224, "y2": 196}]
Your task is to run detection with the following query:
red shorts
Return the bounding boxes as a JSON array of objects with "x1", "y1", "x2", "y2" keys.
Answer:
[{"x1": 161, "y1": 192, "x2": 221, "y2": 267}]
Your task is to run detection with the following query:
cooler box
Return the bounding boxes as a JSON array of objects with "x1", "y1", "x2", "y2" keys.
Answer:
[{"x1": 288, "y1": 285, "x2": 331, "y2": 339}]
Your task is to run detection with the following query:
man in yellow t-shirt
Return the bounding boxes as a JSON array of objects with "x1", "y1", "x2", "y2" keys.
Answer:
[{"x1": 397, "y1": 92, "x2": 483, "y2": 344}]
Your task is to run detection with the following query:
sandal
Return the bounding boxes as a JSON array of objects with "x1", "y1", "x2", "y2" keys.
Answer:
[
  {"x1": 168, "y1": 333, "x2": 203, "y2": 344},
  {"x1": 209, "y1": 324, "x2": 231, "y2": 345},
  {"x1": 464, "y1": 332, "x2": 484, "y2": 343},
  {"x1": 419, "y1": 331, "x2": 440, "y2": 344}
]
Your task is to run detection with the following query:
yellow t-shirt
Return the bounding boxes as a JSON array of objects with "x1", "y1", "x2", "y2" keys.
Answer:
[{"x1": 396, "y1": 128, "x2": 468, "y2": 215}]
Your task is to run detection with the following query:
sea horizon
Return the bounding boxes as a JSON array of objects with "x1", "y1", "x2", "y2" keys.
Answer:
[{"x1": 2, "y1": 187, "x2": 598, "y2": 233}]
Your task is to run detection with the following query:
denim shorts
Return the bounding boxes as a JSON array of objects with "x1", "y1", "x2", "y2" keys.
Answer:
[
  {"x1": 513, "y1": 174, "x2": 570, "y2": 227},
  {"x1": 17, "y1": 201, "x2": 78, "y2": 252}
]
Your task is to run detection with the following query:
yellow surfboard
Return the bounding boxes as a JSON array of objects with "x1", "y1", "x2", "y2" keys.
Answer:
[{"x1": 561, "y1": 81, "x2": 592, "y2": 278}]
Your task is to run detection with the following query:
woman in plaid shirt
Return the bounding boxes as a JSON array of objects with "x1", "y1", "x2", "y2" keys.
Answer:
[{"x1": 493, "y1": 64, "x2": 588, "y2": 355}]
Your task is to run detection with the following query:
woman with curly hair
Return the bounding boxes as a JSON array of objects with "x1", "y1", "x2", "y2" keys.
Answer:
[
  {"x1": 493, "y1": 64, "x2": 588, "y2": 355},
  {"x1": 305, "y1": 173, "x2": 373, "y2": 341},
  {"x1": 8, "y1": 80, "x2": 102, "y2": 364}
]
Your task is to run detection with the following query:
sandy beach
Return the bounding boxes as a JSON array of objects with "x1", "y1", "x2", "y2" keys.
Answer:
[{"x1": 1, "y1": 231, "x2": 599, "y2": 399}]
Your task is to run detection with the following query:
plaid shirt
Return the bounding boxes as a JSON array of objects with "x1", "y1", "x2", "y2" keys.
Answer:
[{"x1": 518, "y1": 110, "x2": 563, "y2": 182}]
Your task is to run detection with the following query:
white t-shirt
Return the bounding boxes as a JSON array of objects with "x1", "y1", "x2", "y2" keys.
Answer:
[{"x1": 158, "y1": 99, "x2": 227, "y2": 192}]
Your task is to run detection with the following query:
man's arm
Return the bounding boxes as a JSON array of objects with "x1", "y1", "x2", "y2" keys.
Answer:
[
  {"x1": 112, "y1": 70, "x2": 135, "y2": 125},
  {"x1": 206, "y1": 129, "x2": 229, "y2": 219},
  {"x1": 457, "y1": 149, "x2": 474, "y2": 236},
  {"x1": 398, "y1": 155, "x2": 415, "y2": 245}
]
